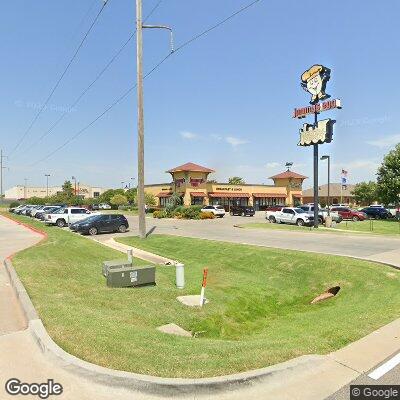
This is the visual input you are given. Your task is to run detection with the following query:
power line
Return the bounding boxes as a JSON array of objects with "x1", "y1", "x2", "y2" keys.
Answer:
[
  {"x1": 29, "y1": 0, "x2": 262, "y2": 166},
  {"x1": 9, "y1": 0, "x2": 111, "y2": 157},
  {"x1": 14, "y1": 0, "x2": 164, "y2": 157}
]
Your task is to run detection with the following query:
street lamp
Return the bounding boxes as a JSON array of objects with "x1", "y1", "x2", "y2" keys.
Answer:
[
  {"x1": 320, "y1": 155, "x2": 330, "y2": 215},
  {"x1": 45, "y1": 174, "x2": 50, "y2": 198},
  {"x1": 72, "y1": 176, "x2": 77, "y2": 195}
]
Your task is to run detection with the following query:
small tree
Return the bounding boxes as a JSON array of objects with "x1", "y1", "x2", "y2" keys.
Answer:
[
  {"x1": 228, "y1": 176, "x2": 245, "y2": 185},
  {"x1": 126, "y1": 188, "x2": 137, "y2": 204},
  {"x1": 110, "y1": 194, "x2": 128, "y2": 208},
  {"x1": 99, "y1": 189, "x2": 125, "y2": 204},
  {"x1": 62, "y1": 180, "x2": 74, "y2": 198},
  {"x1": 377, "y1": 143, "x2": 400, "y2": 206},
  {"x1": 144, "y1": 192, "x2": 156, "y2": 206},
  {"x1": 351, "y1": 181, "x2": 378, "y2": 206}
]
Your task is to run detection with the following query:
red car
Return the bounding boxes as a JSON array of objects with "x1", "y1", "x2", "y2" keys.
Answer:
[{"x1": 330, "y1": 207, "x2": 367, "y2": 221}]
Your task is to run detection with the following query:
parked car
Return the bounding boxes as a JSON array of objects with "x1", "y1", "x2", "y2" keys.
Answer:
[
  {"x1": 35, "y1": 206, "x2": 62, "y2": 220},
  {"x1": 200, "y1": 205, "x2": 225, "y2": 218},
  {"x1": 229, "y1": 205, "x2": 255, "y2": 216},
  {"x1": 266, "y1": 207, "x2": 313, "y2": 226},
  {"x1": 98, "y1": 203, "x2": 111, "y2": 210},
  {"x1": 299, "y1": 205, "x2": 342, "y2": 223},
  {"x1": 18, "y1": 205, "x2": 37, "y2": 215},
  {"x1": 70, "y1": 214, "x2": 129, "y2": 235},
  {"x1": 360, "y1": 207, "x2": 391, "y2": 219},
  {"x1": 330, "y1": 207, "x2": 367, "y2": 221},
  {"x1": 90, "y1": 204, "x2": 100, "y2": 211},
  {"x1": 45, "y1": 207, "x2": 97, "y2": 227},
  {"x1": 10, "y1": 205, "x2": 25, "y2": 213}
]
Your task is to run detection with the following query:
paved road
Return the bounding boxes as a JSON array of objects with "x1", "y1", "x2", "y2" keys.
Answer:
[
  {"x1": 96, "y1": 213, "x2": 400, "y2": 267},
  {"x1": 1, "y1": 214, "x2": 400, "y2": 400},
  {"x1": 328, "y1": 350, "x2": 400, "y2": 399}
]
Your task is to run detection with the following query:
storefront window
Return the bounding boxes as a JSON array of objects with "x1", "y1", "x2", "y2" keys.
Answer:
[
  {"x1": 191, "y1": 197, "x2": 204, "y2": 206},
  {"x1": 253, "y1": 197, "x2": 285, "y2": 211},
  {"x1": 210, "y1": 197, "x2": 248, "y2": 211},
  {"x1": 160, "y1": 197, "x2": 174, "y2": 207}
]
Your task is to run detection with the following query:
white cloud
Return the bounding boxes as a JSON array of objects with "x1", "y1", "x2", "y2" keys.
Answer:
[
  {"x1": 210, "y1": 134, "x2": 223, "y2": 141},
  {"x1": 225, "y1": 136, "x2": 249, "y2": 148},
  {"x1": 366, "y1": 134, "x2": 400, "y2": 148},
  {"x1": 180, "y1": 131, "x2": 198, "y2": 140},
  {"x1": 265, "y1": 162, "x2": 280, "y2": 168}
]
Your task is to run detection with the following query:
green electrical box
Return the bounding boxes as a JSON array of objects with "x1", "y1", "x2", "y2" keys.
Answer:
[
  {"x1": 102, "y1": 260, "x2": 132, "y2": 277},
  {"x1": 106, "y1": 265, "x2": 156, "y2": 288}
]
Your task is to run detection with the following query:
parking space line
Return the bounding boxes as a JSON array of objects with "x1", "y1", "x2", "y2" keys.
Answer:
[{"x1": 368, "y1": 352, "x2": 400, "y2": 380}]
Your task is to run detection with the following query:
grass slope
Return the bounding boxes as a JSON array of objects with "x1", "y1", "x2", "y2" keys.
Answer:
[{"x1": 5, "y1": 213, "x2": 400, "y2": 378}]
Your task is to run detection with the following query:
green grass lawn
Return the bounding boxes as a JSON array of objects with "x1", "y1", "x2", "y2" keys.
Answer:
[
  {"x1": 5, "y1": 212, "x2": 400, "y2": 378},
  {"x1": 241, "y1": 219, "x2": 400, "y2": 236}
]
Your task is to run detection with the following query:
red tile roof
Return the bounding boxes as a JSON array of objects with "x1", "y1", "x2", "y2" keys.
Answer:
[
  {"x1": 166, "y1": 162, "x2": 215, "y2": 173},
  {"x1": 269, "y1": 170, "x2": 308, "y2": 180}
]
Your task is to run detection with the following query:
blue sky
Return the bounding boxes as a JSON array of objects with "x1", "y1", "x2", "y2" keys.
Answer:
[{"x1": 1, "y1": 0, "x2": 399, "y2": 190}]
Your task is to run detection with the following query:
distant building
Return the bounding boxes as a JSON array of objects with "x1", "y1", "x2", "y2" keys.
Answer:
[
  {"x1": 144, "y1": 162, "x2": 308, "y2": 211},
  {"x1": 5, "y1": 183, "x2": 106, "y2": 200},
  {"x1": 302, "y1": 183, "x2": 356, "y2": 205}
]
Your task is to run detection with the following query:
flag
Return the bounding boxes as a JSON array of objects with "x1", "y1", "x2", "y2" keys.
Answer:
[{"x1": 341, "y1": 169, "x2": 348, "y2": 190}]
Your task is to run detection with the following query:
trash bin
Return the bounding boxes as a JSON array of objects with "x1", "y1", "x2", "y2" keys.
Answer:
[{"x1": 175, "y1": 262, "x2": 185, "y2": 289}]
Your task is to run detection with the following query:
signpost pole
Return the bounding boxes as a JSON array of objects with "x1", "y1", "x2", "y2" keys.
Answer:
[{"x1": 313, "y1": 112, "x2": 319, "y2": 228}]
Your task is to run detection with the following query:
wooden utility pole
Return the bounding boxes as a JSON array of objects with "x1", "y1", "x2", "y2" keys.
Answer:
[
  {"x1": 0, "y1": 150, "x2": 6, "y2": 203},
  {"x1": 136, "y1": 0, "x2": 146, "y2": 239}
]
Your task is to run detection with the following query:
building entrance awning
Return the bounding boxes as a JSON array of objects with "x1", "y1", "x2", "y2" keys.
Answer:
[
  {"x1": 190, "y1": 192, "x2": 207, "y2": 197},
  {"x1": 156, "y1": 192, "x2": 173, "y2": 198},
  {"x1": 252, "y1": 193, "x2": 287, "y2": 198},
  {"x1": 208, "y1": 192, "x2": 250, "y2": 198}
]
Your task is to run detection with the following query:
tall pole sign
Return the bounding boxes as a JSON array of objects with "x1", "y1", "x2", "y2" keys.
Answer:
[{"x1": 293, "y1": 64, "x2": 342, "y2": 228}]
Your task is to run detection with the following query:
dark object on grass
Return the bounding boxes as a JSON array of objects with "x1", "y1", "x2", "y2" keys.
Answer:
[{"x1": 311, "y1": 286, "x2": 340, "y2": 304}]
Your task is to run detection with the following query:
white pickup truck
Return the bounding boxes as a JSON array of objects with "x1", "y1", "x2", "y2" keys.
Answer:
[
  {"x1": 265, "y1": 207, "x2": 313, "y2": 226},
  {"x1": 45, "y1": 207, "x2": 97, "y2": 227}
]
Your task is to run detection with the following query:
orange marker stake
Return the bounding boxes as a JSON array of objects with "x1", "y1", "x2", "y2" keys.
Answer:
[{"x1": 200, "y1": 268, "x2": 208, "y2": 307}]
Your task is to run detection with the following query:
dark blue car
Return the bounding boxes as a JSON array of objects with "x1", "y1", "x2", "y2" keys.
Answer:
[
  {"x1": 360, "y1": 207, "x2": 391, "y2": 219},
  {"x1": 70, "y1": 214, "x2": 129, "y2": 235}
]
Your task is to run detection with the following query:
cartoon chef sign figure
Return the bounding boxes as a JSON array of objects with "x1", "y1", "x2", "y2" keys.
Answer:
[{"x1": 301, "y1": 65, "x2": 331, "y2": 104}]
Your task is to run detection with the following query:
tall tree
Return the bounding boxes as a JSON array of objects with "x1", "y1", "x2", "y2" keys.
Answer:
[
  {"x1": 228, "y1": 176, "x2": 245, "y2": 185},
  {"x1": 351, "y1": 181, "x2": 378, "y2": 206},
  {"x1": 377, "y1": 143, "x2": 400, "y2": 205}
]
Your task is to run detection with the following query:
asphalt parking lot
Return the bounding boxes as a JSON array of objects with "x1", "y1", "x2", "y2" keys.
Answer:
[{"x1": 90, "y1": 213, "x2": 400, "y2": 266}]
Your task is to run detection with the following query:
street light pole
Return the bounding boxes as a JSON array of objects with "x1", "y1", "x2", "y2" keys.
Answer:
[
  {"x1": 320, "y1": 155, "x2": 330, "y2": 216},
  {"x1": 45, "y1": 174, "x2": 50, "y2": 198},
  {"x1": 72, "y1": 176, "x2": 77, "y2": 195},
  {"x1": 0, "y1": 150, "x2": 7, "y2": 204}
]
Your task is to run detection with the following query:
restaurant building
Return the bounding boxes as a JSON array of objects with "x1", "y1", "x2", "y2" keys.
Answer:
[{"x1": 144, "y1": 162, "x2": 307, "y2": 211}]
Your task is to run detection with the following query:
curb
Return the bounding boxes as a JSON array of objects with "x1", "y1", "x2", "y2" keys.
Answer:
[{"x1": 3, "y1": 257, "x2": 328, "y2": 396}]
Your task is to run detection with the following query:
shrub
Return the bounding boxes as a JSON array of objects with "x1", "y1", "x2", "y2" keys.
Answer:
[
  {"x1": 153, "y1": 210, "x2": 168, "y2": 219},
  {"x1": 9, "y1": 201, "x2": 21, "y2": 209},
  {"x1": 200, "y1": 212, "x2": 215, "y2": 219},
  {"x1": 181, "y1": 206, "x2": 202, "y2": 220}
]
